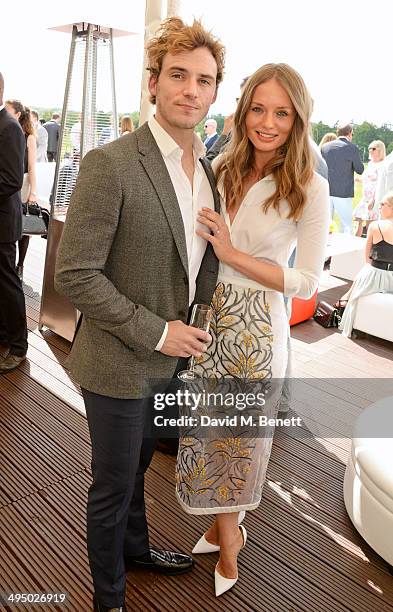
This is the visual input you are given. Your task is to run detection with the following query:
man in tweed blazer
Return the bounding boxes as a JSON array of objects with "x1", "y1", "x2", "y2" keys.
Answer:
[{"x1": 55, "y1": 18, "x2": 225, "y2": 612}]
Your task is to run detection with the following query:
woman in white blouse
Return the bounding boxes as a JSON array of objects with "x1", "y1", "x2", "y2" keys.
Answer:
[{"x1": 175, "y1": 64, "x2": 330, "y2": 596}]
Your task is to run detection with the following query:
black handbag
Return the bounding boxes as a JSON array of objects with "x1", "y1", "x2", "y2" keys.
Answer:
[
  {"x1": 22, "y1": 202, "x2": 49, "y2": 236},
  {"x1": 313, "y1": 301, "x2": 341, "y2": 328}
]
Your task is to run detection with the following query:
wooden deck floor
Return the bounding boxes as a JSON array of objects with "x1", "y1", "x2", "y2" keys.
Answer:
[{"x1": 1, "y1": 236, "x2": 392, "y2": 612}]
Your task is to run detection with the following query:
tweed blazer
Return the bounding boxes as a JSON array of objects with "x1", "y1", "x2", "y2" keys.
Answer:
[{"x1": 55, "y1": 123, "x2": 219, "y2": 398}]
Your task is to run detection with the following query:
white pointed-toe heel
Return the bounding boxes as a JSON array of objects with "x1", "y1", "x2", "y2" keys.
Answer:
[
  {"x1": 214, "y1": 567, "x2": 238, "y2": 597},
  {"x1": 192, "y1": 533, "x2": 220, "y2": 554},
  {"x1": 192, "y1": 511, "x2": 246, "y2": 554},
  {"x1": 214, "y1": 525, "x2": 247, "y2": 597}
]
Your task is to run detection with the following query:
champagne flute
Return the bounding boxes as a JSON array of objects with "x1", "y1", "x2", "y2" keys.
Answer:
[{"x1": 177, "y1": 303, "x2": 212, "y2": 382}]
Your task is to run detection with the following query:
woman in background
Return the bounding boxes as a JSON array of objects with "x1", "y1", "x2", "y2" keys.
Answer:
[
  {"x1": 339, "y1": 190, "x2": 393, "y2": 336},
  {"x1": 5, "y1": 100, "x2": 37, "y2": 279},
  {"x1": 353, "y1": 140, "x2": 386, "y2": 236},
  {"x1": 319, "y1": 132, "x2": 336, "y2": 149},
  {"x1": 120, "y1": 115, "x2": 134, "y2": 136}
]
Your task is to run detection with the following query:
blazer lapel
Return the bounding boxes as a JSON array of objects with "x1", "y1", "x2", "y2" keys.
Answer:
[
  {"x1": 200, "y1": 157, "x2": 221, "y2": 213},
  {"x1": 136, "y1": 124, "x2": 189, "y2": 276}
]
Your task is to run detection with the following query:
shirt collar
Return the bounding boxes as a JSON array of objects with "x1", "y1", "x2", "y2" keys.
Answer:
[
  {"x1": 148, "y1": 115, "x2": 206, "y2": 159},
  {"x1": 0, "y1": 104, "x2": 5, "y2": 112}
]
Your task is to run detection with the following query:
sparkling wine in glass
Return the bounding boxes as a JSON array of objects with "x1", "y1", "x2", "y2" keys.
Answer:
[{"x1": 177, "y1": 303, "x2": 212, "y2": 382}]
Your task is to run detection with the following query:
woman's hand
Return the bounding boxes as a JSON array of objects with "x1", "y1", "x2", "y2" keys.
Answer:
[
  {"x1": 196, "y1": 208, "x2": 237, "y2": 264},
  {"x1": 27, "y1": 191, "x2": 37, "y2": 204}
]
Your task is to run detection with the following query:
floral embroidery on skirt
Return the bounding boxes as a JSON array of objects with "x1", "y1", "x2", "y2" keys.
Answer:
[{"x1": 175, "y1": 282, "x2": 287, "y2": 515}]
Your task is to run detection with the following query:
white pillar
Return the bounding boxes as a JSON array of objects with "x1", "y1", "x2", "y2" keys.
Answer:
[
  {"x1": 167, "y1": 0, "x2": 182, "y2": 16},
  {"x1": 139, "y1": 0, "x2": 183, "y2": 125},
  {"x1": 139, "y1": 0, "x2": 165, "y2": 125}
]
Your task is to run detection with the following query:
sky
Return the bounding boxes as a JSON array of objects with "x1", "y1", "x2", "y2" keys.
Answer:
[{"x1": 1, "y1": 0, "x2": 392, "y2": 128}]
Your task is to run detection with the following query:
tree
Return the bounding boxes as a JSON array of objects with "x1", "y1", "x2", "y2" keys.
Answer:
[
  {"x1": 352, "y1": 122, "x2": 378, "y2": 161},
  {"x1": 312, "y1": 121, "x2": 336, "y2": 145}
]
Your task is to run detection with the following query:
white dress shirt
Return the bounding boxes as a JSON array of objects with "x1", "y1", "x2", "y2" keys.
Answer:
[
  {"x1": 0, "y1": 104, "x2": 5, "y2": 111},
  {"x1": 148, "y1": 117, "x2": 214, "y2": 350},
  {"x1": 213, "y1": 159, "x2": 330, "y2": 300}
]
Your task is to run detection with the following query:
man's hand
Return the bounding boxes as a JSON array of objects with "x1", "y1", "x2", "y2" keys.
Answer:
[{"x1": 160, "y1": 320, "x2": 211, "y2": 358}]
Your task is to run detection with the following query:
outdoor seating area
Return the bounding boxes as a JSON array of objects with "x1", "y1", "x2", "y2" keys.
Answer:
[
  {"x1": 1, "y1": 237, "x2": 393, "y2": 611},
  {"x1": 1, "y1": 6, "x2": 393, "y2": 610}
]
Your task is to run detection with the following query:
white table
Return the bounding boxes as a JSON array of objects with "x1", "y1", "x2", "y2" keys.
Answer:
[
  {"x1": 35, "y1": 162, "x2": 56, "y2": 209},
  {"x1": 327, "y1": 233, "x2": 366, "y2": 281}
]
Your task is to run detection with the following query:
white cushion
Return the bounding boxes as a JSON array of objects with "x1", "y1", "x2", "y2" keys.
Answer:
[
  {"x1": 353, "y1": 293, "x2": 393, "y2": 343},
  {"x1": 344, "y1": 398, "x2": 393, "y2": 565}
]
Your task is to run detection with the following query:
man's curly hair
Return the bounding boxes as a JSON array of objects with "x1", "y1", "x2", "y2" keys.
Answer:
[{"x1": 146, "y1": 17, "x2": 225, "y2": 104}]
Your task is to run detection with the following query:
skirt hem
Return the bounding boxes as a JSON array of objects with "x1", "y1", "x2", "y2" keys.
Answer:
[{"x1": 175, "y1": 491, "x2": 261, "y2": 516}]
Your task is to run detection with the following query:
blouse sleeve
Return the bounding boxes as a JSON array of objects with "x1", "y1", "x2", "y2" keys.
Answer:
[{"x1": 283, "y1": 175, "x2": 330, "y2": 299}]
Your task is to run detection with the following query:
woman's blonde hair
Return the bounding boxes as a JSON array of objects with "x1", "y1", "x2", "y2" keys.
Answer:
[
  {"x1": 120, "y1": 115, "x2": 134, "y2": 134},
  {"x1": 319, "y1": 132, "x2": 336, "y2": 149},
  {"x1": 215, "y1": 63, "x2": 314, "y2": 220},
  {"x1": 369, "y1": 140, "x2": 386, "y2": 161},
  {"x1": 146, "y1": 17, "x2": 225, "y2": 105}
]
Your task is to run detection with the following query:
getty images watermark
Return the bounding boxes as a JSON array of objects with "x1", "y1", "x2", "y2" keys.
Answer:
[{"x1": 152, "y1": 388, "x2": 302, "y2": 430}]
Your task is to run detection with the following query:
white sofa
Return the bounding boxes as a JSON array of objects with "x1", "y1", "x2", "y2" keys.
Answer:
[
  {"x1": 353, "y1": 293, "x2": 393, "y2": 343},
  {"x1": 344, "y1": 397, "x2": 393, "y2": 566}
]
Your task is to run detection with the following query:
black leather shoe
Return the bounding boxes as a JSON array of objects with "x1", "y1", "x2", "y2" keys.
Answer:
[
  {"x1": 0, "y1": 353, "x2": 26, "y2": 373},
  {"x1": 125, "y1": 547, "x2": 194, "y2": 575},
  {"x1": 93, "y1": 595, "x2": 127, "y2": 611}
]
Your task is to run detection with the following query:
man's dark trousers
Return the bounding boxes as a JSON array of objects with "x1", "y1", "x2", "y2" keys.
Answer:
[
  {"x1": 82, "y1": 358, "x2": 186, "y2": 607},
  {"x1": 0, "y1": 242, "x2": 28, "y2": 355},
  {"x1": 83, "y1": 390, "x2": 156, "y2": 608}
]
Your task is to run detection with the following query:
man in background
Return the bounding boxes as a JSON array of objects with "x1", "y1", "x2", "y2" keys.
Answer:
[
  {"x1": 43, "y1": 112, "x2": 60, "y2": 161},
  {"x1": 0, "y1": 72, "x2": 28, "y2": 373},
  {"x1": 321, "y1": 122, "x2": 364, "y2": 233},
  {"x1": 203, "y1": 118, "x2": 219, "y2": 151},
  {"x1": 31, "y1": 110, "x2": 48, "y2": 162}
]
